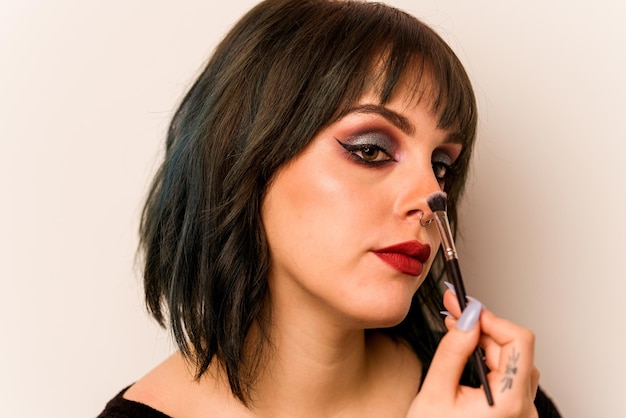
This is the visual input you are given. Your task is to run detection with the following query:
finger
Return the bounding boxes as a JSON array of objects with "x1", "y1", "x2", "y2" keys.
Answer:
[
  {"x1": 443, "y1": 314, "x2": 456, "y2": 331},
  {"x1": 478, "y1": 333, "x2": 501, "y2": 372},
  {"x1": 442, "y1": 292, "x2": 480, "y2": 332},
  {"x1": 478, "y1": 310, "x2": 537, "y2": 398},
  {"x1": 421, "y1": 299, "x2": 483, "y2": 399},
  {"x1": 446, "y1": 304, "x2": 522, "y2": 376},
  {"x1": 442, "y1": 286, "x2": 484, "y2": 320},
  {"x1": 443, "y1": 288, "x2": 462, "y2": 318},
  {"x1": 480, "y1": 310, "x2": 536, "y2": 375},
  {"x1": 445, "y1": 298, "x2": 538, "y2": 397}
]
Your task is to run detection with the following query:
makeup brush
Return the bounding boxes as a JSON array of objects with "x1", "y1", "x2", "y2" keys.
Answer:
[{"x1": 427, "y1": 191, "x2": 494, "y2": 406}]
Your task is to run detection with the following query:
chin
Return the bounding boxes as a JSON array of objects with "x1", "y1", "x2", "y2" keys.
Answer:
[
  {"x1": 349, "y1": 295, "x2": 414, "y2": 329},
  {"x1": 372, "y1": 309, "x2": 411, "y2": 329}
]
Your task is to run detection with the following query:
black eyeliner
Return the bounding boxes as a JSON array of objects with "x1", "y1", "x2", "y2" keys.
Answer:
[{"x1": 335, "y1": 137, "x2": 396, "y2": 167}]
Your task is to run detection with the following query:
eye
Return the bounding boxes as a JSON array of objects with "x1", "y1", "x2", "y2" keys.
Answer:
[
  {"x1": 345, "y1": 144, "x2": 390, "y2": 162},
  {"x1": 432, "y1": 150, "x2": 453, "y2": 185},
  {"x1": 336, "y1": 133, "x2": 396, "y2": 167}
]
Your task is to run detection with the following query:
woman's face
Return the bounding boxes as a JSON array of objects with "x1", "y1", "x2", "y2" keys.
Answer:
[{"x1": 261, "y1": 82, "x2": 463, "y2": 329}]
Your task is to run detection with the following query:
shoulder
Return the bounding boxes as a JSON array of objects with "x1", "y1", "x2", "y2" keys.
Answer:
[
  {"x1": 120, "y1": 352, "x2": 213, "y2": 417},
  {"x1": 121, "y1": 353, "x2": 191, "y2": 416},
  {"x1": 118, "y1": 352, "x2": 253, "y2": 417},
  {"x1": 96, "y1": 386, "x2": 170, "y2": 418}
]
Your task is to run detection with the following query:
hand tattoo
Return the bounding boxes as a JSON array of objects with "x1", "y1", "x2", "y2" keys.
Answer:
[{"x1": 500, "y1": 347, "x2": 520, "y2": 393}]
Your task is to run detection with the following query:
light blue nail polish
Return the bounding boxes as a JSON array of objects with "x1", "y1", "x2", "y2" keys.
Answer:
[
  {"x1": 457, "y1": 299, "x2": 483, "y2": 332},
  {"x1": 440, "y1": 310, "x2": 453, "y2": 318},
  {"x1": 443, "y1": 281, "x2": 456, "y2": 295}
]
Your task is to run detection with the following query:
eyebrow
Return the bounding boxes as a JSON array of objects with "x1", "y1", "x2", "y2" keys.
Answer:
[{"x1": 345, "y1": 103, "x2": 464, "y2": 145}]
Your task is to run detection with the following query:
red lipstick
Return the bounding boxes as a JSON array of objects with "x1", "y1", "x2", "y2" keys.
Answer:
[{"x1": 373, "y1": 241, "x2": 431, "y2": 276}]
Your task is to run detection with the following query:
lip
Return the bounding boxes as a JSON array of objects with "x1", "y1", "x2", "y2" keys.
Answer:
[{"x1": 373, "y1": 241, "x2": 431, "y2": 276}]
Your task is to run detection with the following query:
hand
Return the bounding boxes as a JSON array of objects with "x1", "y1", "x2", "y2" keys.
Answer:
[{"x1": 406, "y1": 290, "x2": 540, "y2": 417}]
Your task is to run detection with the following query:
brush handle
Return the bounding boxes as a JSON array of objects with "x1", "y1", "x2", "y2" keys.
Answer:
[
  {"x1": 446, "y1": 258, "x2": 469, "y2": 310},
  {"x1": 445, "y1": 258, "x2": 494, "y2": 406}
]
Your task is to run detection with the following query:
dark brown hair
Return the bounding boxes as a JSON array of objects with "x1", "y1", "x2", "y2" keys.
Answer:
[{"x1": 140, "y1": 0, "x2": 477, "y2": 403}]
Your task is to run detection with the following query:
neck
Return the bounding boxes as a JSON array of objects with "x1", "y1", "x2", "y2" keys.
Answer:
[{"x1": 248, "y1": 305, "x2": 373, "y2": 416}]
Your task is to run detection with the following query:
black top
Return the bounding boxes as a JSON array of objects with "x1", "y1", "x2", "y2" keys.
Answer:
[
  {"x1": 97, "y1": 387, "x2": 168, "y2": 418},
  {"x1": 97, "y1": 385, "x2": 562, "y2": 417}
]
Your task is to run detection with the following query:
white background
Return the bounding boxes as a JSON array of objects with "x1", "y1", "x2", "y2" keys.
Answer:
[{"x1": 1, "y1": 1, "x2": 624, "y2": 417}]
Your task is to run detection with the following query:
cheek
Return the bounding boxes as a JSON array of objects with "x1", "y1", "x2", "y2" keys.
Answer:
[
  {"x1": 266, "y1": 162, "x2": 365, "y2": 227},
  {"x1": 422, "y1": 227, "x2": 442, "y2": 272},
  {"x1": 262, "y1": 156, "x2": 383, "y2": 267}
]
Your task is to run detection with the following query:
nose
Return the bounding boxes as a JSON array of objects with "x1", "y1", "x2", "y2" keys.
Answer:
[{"x1": 394, "y1": 164, "x2": 442, "y2": 225}]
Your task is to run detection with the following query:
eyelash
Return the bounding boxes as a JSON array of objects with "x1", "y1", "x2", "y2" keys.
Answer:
[
  {"x1": 336, "y1": 137, "x2": 456, "y2": 185},
  {"x1": 336, "y1": 139, "x2": 396, "y2": 167}
]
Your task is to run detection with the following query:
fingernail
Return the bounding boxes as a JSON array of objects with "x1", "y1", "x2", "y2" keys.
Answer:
[
  {"x1": 443, "y1": 281, "x2": 456, "y2": 295},
  {"x1": 444, "y1": 282, "x2": 478, "y2": 305},
  {"x1": 440, "y1": 310, "x2": 453, "y2": 318},
  {"x1": 456, "y1": 298, "x2": 483, "y2": 332},
  {"x1": 467, "y1": 295, "x2": 479, "y2": 304}
]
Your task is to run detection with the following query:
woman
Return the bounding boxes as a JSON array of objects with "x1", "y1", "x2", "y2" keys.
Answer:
[{"x1": 99, "y1": 0, "x2": 560, "y2": 416}]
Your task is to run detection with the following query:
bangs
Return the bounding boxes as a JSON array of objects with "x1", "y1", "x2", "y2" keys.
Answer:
[{"x1": 321, "y1": 3, "x2": 477, "y2": 148}]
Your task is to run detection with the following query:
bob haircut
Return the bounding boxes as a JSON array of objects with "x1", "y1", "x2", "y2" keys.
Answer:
[{"x1": 140, "y1": 0, "x2": 477, "y2": 404}]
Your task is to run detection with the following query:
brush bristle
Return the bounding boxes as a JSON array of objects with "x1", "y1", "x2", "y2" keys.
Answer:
[{"x1": 427, "y1": 191, "x2": 448, "y2": 212}]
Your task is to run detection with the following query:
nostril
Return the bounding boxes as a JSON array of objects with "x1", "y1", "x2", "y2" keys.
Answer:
[
  {"x1": 418, "y1": 210, "x2": 435, "y2": 227},
  {"x1": 407, "y1": 209, "x2": 422, "y2": 218},
  {"x1": 406, "y1": 209, "x2": 434, "y2": 226}
]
